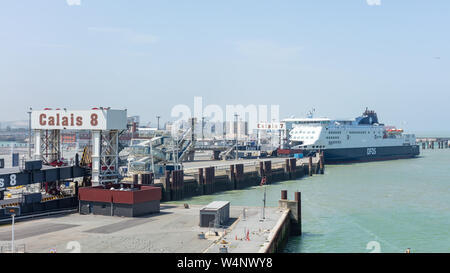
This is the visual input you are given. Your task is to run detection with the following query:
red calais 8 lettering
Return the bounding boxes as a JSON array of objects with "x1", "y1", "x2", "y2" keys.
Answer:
[
  {"x1": 39, "y1": 113, "x2": 84, "y2": 127},
  {"x1": 90, "y1": 114, "x2": 98, "y2": 126}
]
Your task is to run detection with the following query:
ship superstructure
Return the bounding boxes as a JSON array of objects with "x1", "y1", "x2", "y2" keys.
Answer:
[{"x1": 285, "y1": 109, "x2": 420, "y2": 163}]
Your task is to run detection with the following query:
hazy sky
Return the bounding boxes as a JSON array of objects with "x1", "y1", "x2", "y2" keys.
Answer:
[{"x1": 0, "y1": 0, "x2": 449, "y2": 132}]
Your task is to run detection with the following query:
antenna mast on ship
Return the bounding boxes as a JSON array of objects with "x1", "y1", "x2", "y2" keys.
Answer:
[{"x1": 307, "y1": 108, "x2": 316, "y2": 118}]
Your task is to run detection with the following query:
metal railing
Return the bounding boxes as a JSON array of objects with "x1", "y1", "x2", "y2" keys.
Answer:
[
  {"x1": 0, "y1": 244, "x2": 26, "y2": 253},
  {"x1": 181, "y1": 157, "x2": 313, "y2": 176},
  {"x1": 183, "y1": 160, "x2": 259, "y2": 173},
  {"x1": 0, "y1": 208, "x2": 77, "y2": 224}
]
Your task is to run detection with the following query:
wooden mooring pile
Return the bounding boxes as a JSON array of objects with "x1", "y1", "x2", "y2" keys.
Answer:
[
  {"x1": 131, "y1": 155, "x2": 325, "y2": 202},
  {"x1": 417, "y1": 138, "x2": 450, "y2": 150}
]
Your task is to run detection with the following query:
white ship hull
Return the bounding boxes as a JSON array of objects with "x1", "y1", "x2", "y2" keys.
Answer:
[{"x1": 284, "y1": 109, "x2": 420, "y2": 163}]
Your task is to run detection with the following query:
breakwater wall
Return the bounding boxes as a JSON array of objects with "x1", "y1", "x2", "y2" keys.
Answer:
[
  {"x1": 417, "y1": 138, "x2": 450, "y2": 150},
  {"x1": 148, "y1": 156, "x2": 324, "y2": 202}
]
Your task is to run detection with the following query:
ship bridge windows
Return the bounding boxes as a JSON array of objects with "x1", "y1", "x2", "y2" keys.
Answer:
[
  {"x1": 295, "y1": 120, "x2": 329, "y2": 125},
  {"x1": 328, "y1": 140, "x2": 342, "y2": 145}
]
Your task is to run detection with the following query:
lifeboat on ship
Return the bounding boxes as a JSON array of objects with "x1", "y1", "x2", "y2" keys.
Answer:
[{"x1": 385, "y1": 128, "x2": 404, "y2": 137}]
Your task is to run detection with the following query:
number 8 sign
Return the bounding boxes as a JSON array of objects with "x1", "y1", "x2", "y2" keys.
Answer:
[
  {"x1": 0, "y1": 174, "x2": 19, "y2": 189},
  {"x1": 90, "y1": 114, "x2": 98, "y2": 126},
  {"x1": 10, "y1": 174, "x2": 17, "y2": 186}
]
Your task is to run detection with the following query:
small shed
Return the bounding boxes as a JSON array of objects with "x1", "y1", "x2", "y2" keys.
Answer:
[
  {"x1": 199, "y1": 201, "x2": 230, "y2": 228},
  {"x1": 78, "y1": 184, "x2": 161, "y2": 217}
]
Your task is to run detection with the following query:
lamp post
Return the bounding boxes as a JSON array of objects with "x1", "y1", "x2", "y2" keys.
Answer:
[
  {"x1": 150, "y1": 138, "x2": 155, "y2": 174},
  {"x1": 5, "y1": 207, "x2": 20, "y2": 253},
  {"x1": 234, "y1": 114, "x2": 239, "y2": 161},
  {"x1": 28, "y1": 107, "x2": 32, "y2": 159},
  {"x1": 262, "y1": 185, "x2": 266, "y2": 220},
  {"x1": 11, "y1": 213, "x2": 15, "y2": 253},
  {"x1": 201, "y1": 117, "x2": 205, "y2": 142},
  {"x1": 156, "y1": 116, "x2": 161, "y2": 130}
]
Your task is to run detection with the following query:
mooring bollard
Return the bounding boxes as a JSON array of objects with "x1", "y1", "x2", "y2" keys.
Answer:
[
  {"x1": 163, "y1": 170, "x2": 172, "y2": 201},
  {"x1": 294, "y1": 191, "x2": 302, "y2": 236},
  {"x1": 198, "y1": 168, "x2": 204, "y2": 185},
  {"x1": 319, "y1": 152, "x2": 325, "y2": 174},
  {"x1": 259, "y1": 161, "x2": 264, "y2": 177},
  {"x1": 281, "y1": 190, "x2": 287, "y2": 200},
  {"x1": 308, "y1": 157, "x2": 313, "y2": 176},
  {"x1": 285, "y1": 159, "x2": 290, "y2": 173}
]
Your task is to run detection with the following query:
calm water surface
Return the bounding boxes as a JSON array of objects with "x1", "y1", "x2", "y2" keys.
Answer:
[{"x1": 173, "y1": 149, "x2": 450, "y2": 253}]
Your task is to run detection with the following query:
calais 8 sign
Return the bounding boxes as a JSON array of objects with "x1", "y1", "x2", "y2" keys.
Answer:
[
  {"x1": 256, "y1": 123, "x2": 285, "y2": 130},
  {"x1": 31, "y1": 109, "x2": 128, "y2": 130}
]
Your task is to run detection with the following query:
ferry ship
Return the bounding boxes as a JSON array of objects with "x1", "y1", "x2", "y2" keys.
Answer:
[{"x1": 285, "y1": 109, "x2": 420, "y2": 163}]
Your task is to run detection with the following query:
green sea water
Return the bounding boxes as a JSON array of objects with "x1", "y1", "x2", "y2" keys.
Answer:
[{"x1": 174, "y1": 149, "x2": 450, "y2": 253}]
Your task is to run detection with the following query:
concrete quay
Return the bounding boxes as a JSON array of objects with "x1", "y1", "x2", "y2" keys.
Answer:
[
  {"x1": 0, "y1": 201, "x2": 299, "y2": 253},
  {"x1": 204, "y1": 207, "x2": 290, "y2": 253}
]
